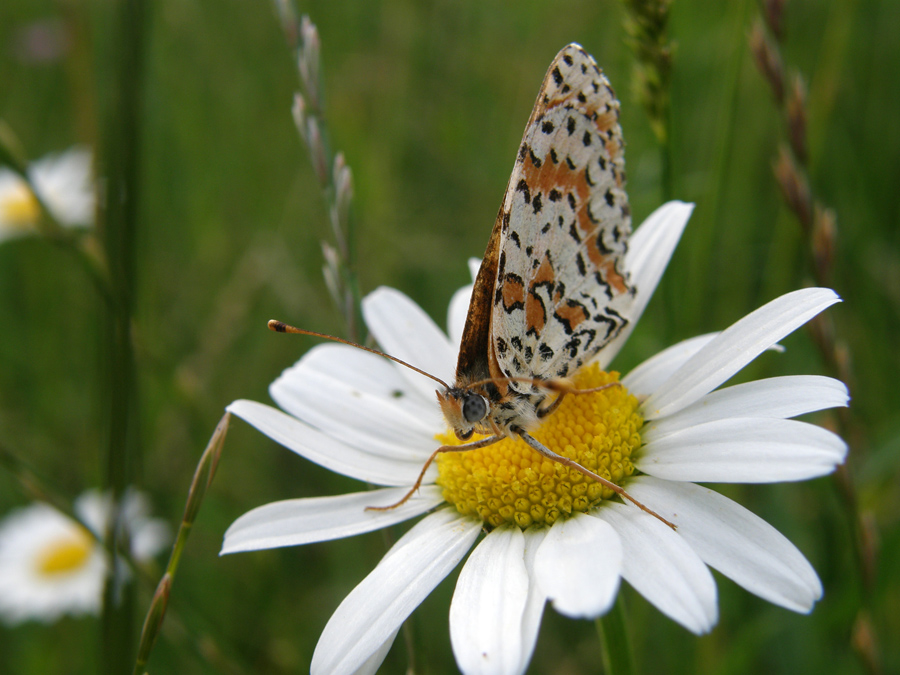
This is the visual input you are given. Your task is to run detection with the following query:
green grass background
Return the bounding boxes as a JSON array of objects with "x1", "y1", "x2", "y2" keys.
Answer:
[{"x1": 1, "y1": 0, "x2": 898, "y2": 673}]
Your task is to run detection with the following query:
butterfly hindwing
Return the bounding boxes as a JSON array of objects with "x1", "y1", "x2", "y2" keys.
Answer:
[{"x1": 490, "y1": 44, "x2": 634, "y2": 386}]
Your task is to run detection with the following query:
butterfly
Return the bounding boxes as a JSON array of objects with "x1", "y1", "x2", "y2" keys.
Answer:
[{"x1": 272, "y1": 44, "x2": 671, "y2": 526}]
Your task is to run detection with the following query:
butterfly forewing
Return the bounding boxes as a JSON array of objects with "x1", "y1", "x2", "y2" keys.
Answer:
[{"x1": 490, "y1": 44, "x2": 633, "y2": 387}]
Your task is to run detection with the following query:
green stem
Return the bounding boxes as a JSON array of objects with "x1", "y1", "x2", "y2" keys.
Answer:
[
  {"x1": 596, "y1": 595, "x2": 636, "y2": 675},
  {"x1": 132, "y1": 413, "x2": 228, "y2": 674},
  {"x1": 98, "y1": 0, "x2": 147, "y2": 670}
]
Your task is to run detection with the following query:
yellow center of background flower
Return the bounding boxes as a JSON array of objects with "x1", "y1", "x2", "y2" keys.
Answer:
[
  {"x1": 0, "y1": 184, "x2": 41, "y2": 228},
  {"x1": 36, "y1": 527, "x2": 94, "y2": 576},
  {"x1": 436, "y1": 364, "x2": 642, "y2": 529}
]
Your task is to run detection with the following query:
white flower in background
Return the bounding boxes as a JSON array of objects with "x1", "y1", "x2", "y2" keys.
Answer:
[
  {"x1": 222, "y1": 201, "x2": 848, "y2": 675},
  {"x1": 0, "y1": 146, "x2": 94, "y2": 242},
  {"x1": 0, "y1": 489, "x2": 169, "y2": 625}
]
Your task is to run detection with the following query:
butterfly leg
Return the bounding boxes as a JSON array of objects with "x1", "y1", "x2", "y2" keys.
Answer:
[
  {"x1": 366, "y1": 435, "x2": 503, "y2": 512},
  {"x1": 536, "y1": 382, "x2": 621, "y2": 419},
  {"x1": 516, "y1": 430, "x2": 676, "y2": 530}
]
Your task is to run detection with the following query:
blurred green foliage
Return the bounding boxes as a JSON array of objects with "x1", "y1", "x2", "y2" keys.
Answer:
[{"x1": 1, "y1": 0, "x2": 898, "y2": 673}]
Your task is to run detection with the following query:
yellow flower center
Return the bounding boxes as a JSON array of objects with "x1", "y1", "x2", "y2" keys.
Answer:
[
  {"x1": 436, "y1": 363, "x2": 642, "y2": 529},
  {"x1": 0, "y1": 183, "x2": 41, "y2": 228},
  {"x1": 35, "y1": 527, "x2": 94, "y2": 576}
]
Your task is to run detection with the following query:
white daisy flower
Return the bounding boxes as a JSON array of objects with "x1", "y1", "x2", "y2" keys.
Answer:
[
  {"x1": 222, "y1": 201, "x2": 848, "y2": 675},
  {"x1": 0, "y1": 489, "x2": 169, "y2": 625},
  {"x1": 0, "y1": 146, "x2": 95, "y2": 242}
]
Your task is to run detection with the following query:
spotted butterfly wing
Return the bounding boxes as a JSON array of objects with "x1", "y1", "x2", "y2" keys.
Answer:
[{"x1": 456, "y1": 44, "x2": 633, "y2": 431}]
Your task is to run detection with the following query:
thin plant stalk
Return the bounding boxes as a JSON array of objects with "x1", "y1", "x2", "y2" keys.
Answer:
[
  {"x1": 96, "y1": 0, "x2": 147, "y2": 670},
  {"x1": 620, "y1": 0, "x2": 675, "y2": 202},
  {"x1": 275, "y1": 5, "x2": 363, "y2": 342},
  {"x1": 133, "y1": 413, "x2": 229, "y2": 675},
  {"x1": 596, "y1": 595, "x2": 636, "y2": 675},
  {"x1": 750, "y1": 2, "x2": 877, "y2": 671}
]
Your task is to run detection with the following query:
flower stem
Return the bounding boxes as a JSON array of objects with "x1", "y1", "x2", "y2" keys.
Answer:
[
  {"x1": 132, "y1": 413, "x2": 229, "y2": 674},
  {"x1": 96, "y1": 0, "x2": 147, "y2": 670},
  {"x1": 276, "y1": 8, "x2": 364, "y2": 342},
  {"x1": 596, "y1": 595, "x2": 635, "y2": 675}
]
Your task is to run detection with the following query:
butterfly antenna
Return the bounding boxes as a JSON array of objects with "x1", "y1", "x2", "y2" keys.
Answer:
[{"x1": 267, "y1": 320, "x2": 452, "y2": 389}]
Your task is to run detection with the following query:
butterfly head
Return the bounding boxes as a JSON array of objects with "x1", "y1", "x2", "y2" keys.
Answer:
[{"x1": 436, "y1": 387, "x2": 491, "y2": 441}]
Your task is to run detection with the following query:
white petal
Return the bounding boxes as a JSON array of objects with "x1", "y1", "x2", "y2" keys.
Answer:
[
  {"x1": 271, "y1": 344, "x2": 441, "y2": 462},
  {"x1": 598, "y1": 201, "x2": 693, "y2": 368},
  {"x1": 221, "y1": 486, "x2": 444, "y2": 554},
  {"x1": 30, "y1": 147, "x2": 95, "y2": 226},
  {"x1": 533, "y1": 513, "x2": 622, "y2": 618},
  {"x1": 362, "y1": 287, "x2": 456, "y2": 397},
  {"x1": 312, "y1": 509, "x2": 480, "y2": 675},
  {"x1": 622, "y1": 334, "x2": 719, "y2": 397},
  {"x1": 644, "y1": 376, "x2": 850, "y2": 442},
  {"x1": 625, "y1": 477, "x2": 823, "y2": 612},
  {"x1": 350, "y1": 630, "x2": 399, "y2": 675},
  {"x1": 451, "y1": 526, "x2": 531, "y2": 675},
  {"x1": 227, "y1": 399, "x2": 434, "y2": 486},
  {"x1": 517, "y1": 529, "x2": 548, "y2": 675},
  {"x1": 594, "y1": 503, "x2": 717, "y2": 634},
  {"x1": 276, "y1": 343, "x2": 439, "y2": 425},
  {"x1": 643, "y1": 288, "x2": 841, "y2": 419},
  {"x1": 448, "y1": 283, "x2": 474, "y2": 351},
  {"x1": 638, "y1": 418, "x2": 848, "y2": 483}
]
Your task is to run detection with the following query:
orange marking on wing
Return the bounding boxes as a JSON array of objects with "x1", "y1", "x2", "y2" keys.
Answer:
[
  {"x1": 520, "y1": 148, "x2": 568, "y2": 200},
  {"x1": 525, "y1": 257, "x2": 554, "y2": 333},
  {"x1": 602, "y1": 259, "x2": 628, "y2": 294},
  {"x1": 594, "y1": 110, "x2": 617, "y2": 134},
  {"x1": 502, "y1": 277, "x2": 525, "y2": 311},
  {"x1": 555, "y1": 302, "x2": 588, "y2": 330}
]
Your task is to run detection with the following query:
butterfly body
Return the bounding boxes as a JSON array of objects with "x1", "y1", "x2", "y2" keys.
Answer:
[
  {"x1": 438, "y1": 43, "x2": 634, "y2": 446},
  {"x1": 280, "y1": 44, "x2": 674, "y2": 526}
]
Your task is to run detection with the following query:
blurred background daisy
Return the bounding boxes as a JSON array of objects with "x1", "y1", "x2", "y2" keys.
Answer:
[
  {"x1": 0, "y1": 146, "x2": 94, "y2": 242},
  {"x1": 0, "y1": 489, "x2": 168, "y2": 626}
]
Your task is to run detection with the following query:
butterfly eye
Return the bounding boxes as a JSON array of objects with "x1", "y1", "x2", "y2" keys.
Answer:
[{"x1": 461, "y1": 393, "x2": 488, "y2": 424}]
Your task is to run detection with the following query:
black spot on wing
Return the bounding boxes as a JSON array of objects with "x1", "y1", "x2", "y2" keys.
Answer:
[
  {"x1": 496, "y1": 336, "x2": 508, "y2": 357},
  {"x1": 552, "y1": 67, "x2": 563, "y2": 86},
  {"x1": 516, "y1": 179, "x2": 531, "y2": 204},
  {"x1": 568, "y1": 222, "x2": 582, "y2": 244}
]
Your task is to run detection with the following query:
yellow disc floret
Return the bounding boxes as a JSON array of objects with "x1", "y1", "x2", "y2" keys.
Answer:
[
  {"x1": 436, "y1": 363, "x2": 642, "y2": 529},
  {"x1": 36, "y1": 527, "x2": 94, "y2": 576},
  {"x1": 0, "y1": 184, "x2": 41, "y2": 229}
]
